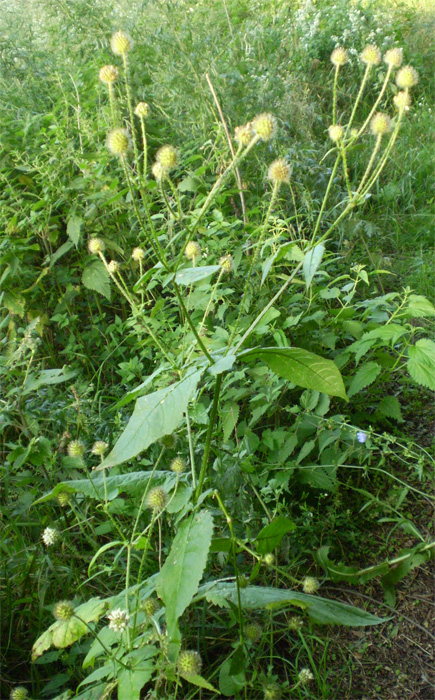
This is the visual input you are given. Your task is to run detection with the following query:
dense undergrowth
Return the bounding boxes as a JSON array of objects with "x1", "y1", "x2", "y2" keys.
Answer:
[{"x1": 1, "y1": 1, "x2": 434, "y2": 699}]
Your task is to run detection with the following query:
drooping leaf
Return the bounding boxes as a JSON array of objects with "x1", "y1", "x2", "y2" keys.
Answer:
[
  {"x1": 82, "y1": 260, "x2": 111, "y2": 300},
  {"x1": 175, "y1": 265, "x2": 220, "y2": 286},
  {"x1": 303, "y1": 244, "x2": 325, "y2": 289},
  {"x1": 407, "y1": 339, "x2": 435, "y2": 390},
  {"x1": 255, "y1": 516, "x2": 296, "y2": 554},
  {"x1": 98, "y1": 370, "x2": 203, "y2": 469},
  {"x1": 347, "y1": 361, "x2": 382, "y2": 397},
  {"x1": 240, "y1": 347, "x2": 347, "y2": 400},
  {"x1": 32, "y1": 599, "x2": 106, "y2": 660},
  {"x1": 180, "y1": 673, "x2": 219, "y2": 693},
  {"x1": 156, "y1": 510, "x2": 213, "y2": 638}
]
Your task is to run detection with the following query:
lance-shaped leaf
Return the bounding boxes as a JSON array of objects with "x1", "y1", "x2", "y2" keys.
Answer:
[
  {"x1": 98, "y1": 370, "x2": 203, "y2": 469},
  {"x1": 175, "y1": 265, "x2": 220, "y2": 286}
]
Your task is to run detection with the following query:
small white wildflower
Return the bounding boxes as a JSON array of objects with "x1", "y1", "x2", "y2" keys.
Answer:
[
  {"x1": 302, "y1": 576, "x2": 320, "y2": 594},
  {"x1": 298, "y1": 667, "x2": 314, "y2": 684},
  {"x1": 107, "y1": 608, "x2": 130, "y2": 632},
  {"x1": 42, "y1": 527, "x2": 58, "y2": 547}
]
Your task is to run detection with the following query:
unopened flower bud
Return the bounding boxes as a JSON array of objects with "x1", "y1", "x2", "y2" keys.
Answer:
[
  {"x1": 298, "y1": 668, "x2": 314, "y2": 684},
  {"x1": 91, "y1": 440, "x2": 108, "y2": 456},
  {"x1": 146, "y1": 487, "x2": 168, "y2": 513},
  {"x1": 219, "y1": 254, "x2": 233, "y2": 273},
  {"x1": 185, "y1": 241, "x2": 201, "y2": 262},
  {"x1": 67, "y1": 440, "x2": 85, "y2": 458},
  {"x1": 156, "y1": 145, "x2": 178, "y2": 169},
  {"x1": 99, "y1": 65, "x2": 119, "y2": 84},
  {"x1": 245, "y1": 621, "x2": 262, "y2": 642},
  {"x1": 54, "y1": 600, "x2": 75, "y2": 621},
  {"x1": 132, "y1": 247, "x2": 146, "y2": 261},
  {"x1": 370, "y1": 112, "x2": 391, "y2": 136},
  {"x1": 10, "y1": 687, "x2": 28, "y2": 700},
  {"x1": 57, "y1": 492, "x2": 70, "y2": 508},
  {"x1": 252, "y1": 113, "x2": 277, "y2": 141},
  {"x1": 361, "y1": 44, "x2": 381, "y2": 66},
  {"x1": 393, "y1": 90, "x2": 411, "y2": 111},
  {"x1": 170, "y1": 457, "x2": 186, "y2": 474},
  {"x1": 330, "y1": 47, "x2": 348, "y2": 67},
  {"x1": 142, "y1": 598, "x2": 159, "y2": 617},
  {"x1": 110, "y1": 31, "x2": 132, "y2": 56},
  {"x1": 107, "y1": 260, "x2": 119, "y2": 274}
]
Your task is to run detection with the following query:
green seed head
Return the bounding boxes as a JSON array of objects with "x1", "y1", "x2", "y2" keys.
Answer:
[
  {"x1": 177, "y1": 650, "x2": 202, "y2": 677},
  {"x1": 330, "y1": 47, "x2": 348, "y2": 67},
  {"x1": 370, "y1": 112, "x2": 391, "y2": 136},
  {"x1": 170, "y1": 457, "x2": 186, "y2": 474},
  {"x1": 99, "y1": 65, "x2": 119, "y2": 84},
  {"x1": 110, "y1": 30, "x2": 132, "y2": 56},
  {"x1": 252, "y1": 113, "x2": 277, "y2": 141},
  {"x1": 263, "y1": 682, "x2": 282, "y2": 700},
  {"x1": 10, "y1": 687, "x2": 28, "y2": 700},
  {"x1": 245, "y1": 621, "x2": 262, "y2": 643},
  {"x1": 302, "y1": 576, "x2": 320, "y2": 594},
  {"x1": 156, "y1": 145, "x2": 178, "y2": 170},
  {"x1": 146, "y1": 487, "x2": 168, "y2": 513},
  {"x1": 67, "y1": 440, "x2": 85, "y2": 458},
  {"x1": 134, "y1": 102, "x2": 150, "y2": 118},
  {"x1": 91, "y1": 440, "x2": 108, "y2": 456},
  {"x1": 234, "y1": 123, "x2": 254, "y2": 146},
  {"x1": 262, "y1": 553, "x2": 275, "y2": 567},
  {"x1": 219, "y1": 254, "x2": 233, "y2": 273},
  {"x1": 88, "y1": 237, "x2": 105, "y2": 255},
  {"x1": 360, "y1": 44, "x2": 381, "y2": 66},
  {"x1": 185, "y1": 241, "x2": 201, "y2": 262},
  {"x1": 57, "y1": 491, "x2": 70, "y2": 508},
  {"x1": 396, "y1": 65, "x2": 418, "y2": 89},
  {"x1": 288, "y1": 616, "x2": 304, "y2": 632},
  {"x1": 54, "y1": 600, "x2": 75, "y2": 621},
  {"x1": 267, "y1": 159, "x2": 291, "y2": 184},
  {"x1": 107, "y1": 129, "x2": 130, "y2": 157},
  {"x1": 383, "y1": 47, "x2": 403, "y2": 68},
  {"x1": 142, "y1": 598, "x2": 159, "y2": 617},
  {"x1": 161, "y1": 433, "x2": 177, "y2": 449}
]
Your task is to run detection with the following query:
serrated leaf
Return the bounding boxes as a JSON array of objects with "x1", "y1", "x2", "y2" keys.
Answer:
[
  {"x1": 348, "y1": 361, "x2": 382, "y2": 397},
  {"x1": 303, "y1": 244, "x2": 325, "y2": 289},
  {"x1": 156, "y1": 510, "x2": 213, "y2": 638},
  {"x1": 175, "y1": 265, "x2": 220, "y2": 286},
  {"x1": 241, "y1": 347, "x2": 347, "y2": 399},
  {"x1": 67, "y1": 215, "x2": 83, "y2": 245},
  {"x1": 407, "y1": 339, "x2": 435, "y2": 390},
  {"x1": 181, "y1": 673, "x2": 219, "y2": 693},
  {"x1": 255, "y1": 516, "x2": 295, "y2": 554},
  {"x1": 360, "y1": 324, "x2": 407, "y2": 344},
  {"x1": 404, "y1": 294, "x2": 435, "y2": 318},
  {"x1": 222, "y1": 401, "x2": 239, "y2": 442},
  {"x1": 377, "y1": 396, "x2": 403, "y2": 422},
  {"x1": 98, "y1": 370, "x2": 203, "y2": 469},
  {"x1": 82, "y1": 260, "x2": 111, "y2": 300}
]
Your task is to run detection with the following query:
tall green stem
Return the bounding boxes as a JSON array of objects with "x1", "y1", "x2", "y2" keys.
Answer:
[{"x1": 194, "y1": 374, "x2": 222, "y2": 502}]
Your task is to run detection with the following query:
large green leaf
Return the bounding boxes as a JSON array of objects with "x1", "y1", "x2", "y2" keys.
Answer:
[
  {"x1": 156, "y1": 510, "x2": 213, "y2": 638},
  {"x1": 407, "y1": 338, "x2": 435, "y2": 390},
  {"x1": 67, "y1": 215, "x2": 83, "y2": 245},
  {"x1": 22, "y1": 367, "x2": 77, "y2": 395},
  {"x1": 98, "y1": 370, "x2": 203, "y2": 469},
  {"x1": 240, "y1": 347, "x2": 347, "y2": 399},
  {"x1": 32, "y1": 599, "x2": 106, "y2": 660},
  {"x1": 255, "y1": 516, "x2": 295, "y2": 554},
  {"x1": 347, "y1": 361, "x2": 382, "y2": 397},
  {"x1": 303, "y1": 243, "x2": 325, "y2": 288},
  {"x1": 82, "y1": 260, "x2": 111, "y2": 300},
  {"x1": 194, "y1": 584, "x2": 387, "y2": 626},
  {"x1": 117, "y1": 649, "x2": 156, "y2": 700},
  {"x1": 175, "y1": 265, "x2": 220, "y2": 286}
]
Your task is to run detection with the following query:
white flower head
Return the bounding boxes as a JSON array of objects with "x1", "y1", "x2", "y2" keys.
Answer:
[
  {"x1": 107, "y1": 608, "x2": 130, "y2": 632},
  {"x1": 42, "y1": 527, "x2": 58, "y2": 547}
]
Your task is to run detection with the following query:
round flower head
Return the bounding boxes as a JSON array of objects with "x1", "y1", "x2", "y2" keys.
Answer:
[
  {"x1": 396, "y1": 65, "x2": 418, "y2": 89},
  {"x1": 393, "y1": 90, "x2": 411, "y2": 111},
  {"x1": 370, "y1": 112, "x2": 391, "y2": 136},
  {"x1": 156, "y1": 145, "x2": 178, "y2": 170},
  {"x1": 219, "y1": 254, "x2": 233, "y2": 273},
  {"x1": 328, "y1": 124, "x2": 344, "y2": 143},
  {"x1": 262, "y1": 553, "x2": 275, "y2": 567},
  {"x1": 42, "y1": 527, "x2": 58, "y2": 547},
  {"x1": 288, "y1": 616, "x2": 304, "y2": 632},
  {"x1": 57, "y1": 491, "x2": 70, "y2": 508},
  {"x1": 383, "y1": 48, "x2": 403, "y2": 69},
  {"x1": 234, "y1": 123, "x2": 254, "y2": 146},
  {"x1": 146, "y1": 486, "x2": 168, "y2": 513},
  {"x1": 151, "y1": 161, "x2": 168, "y2": 181},
  {"x1": 267, "y1": 158, "x2": 291, "y2": 185},
  {"x1": 298, "y1": 668, "x2": 314, "y2": 684},
  {"x1": 110, "y1": 30, "x2": 132, "y2": 56},
  {"x1": 131, "y1": 247, "x2": 145, "y2": 262},
  {"x1": 88, "y1": 237, "x2": 105, "y2": 255},
  {"x1": 185, "y1": 241, "x2": 201, "y2": 262},
  {"x1": 107, "y1": 128, "x2": 130, "y2": 157},
  {"x1": 245, "y1": 621, "x2": 262, "y2": 642},
  {"x1": 67, "y1": 440, "x2": 85, "y2": 458},
  {"x1": 330, "y1": 47, "x2": 348, "y2": 67},
  {"x1": 107, "y1": 608, "x2": 130, "y2": 632},
  {"x1": 134, "y1": 102, "x2": 150, "y2": 118},
  {"x1": 107, "y1": 260, "x2": 119, "y2": 274},
  {"x1": 302, "y1": 576, "x2": 320, "y2": 594},
  {"x1": 161, "y1": 433, "x2": 177, "y2": 449},
  {"x1": 360, "y1": 44, "x2": 382, "y2": 66},
  {"x1": 54, "y1": 600, "x2": 75, "y2": 621},
  {"x1": 263, "y1": 683, "x2": 282, "y2": 700},
  {"x1": 170, "y1": 456, "x2": 186, "y2": 474},
  {"x1": 252, "y1": 113, "x2": 277, "y2": 141},
  {"x1": 142, "y1": 598, "x2": 159, "y2": 617},
  {"x1": 10, "y1": 687, "x2": 28, "y2": 700},
  {"x1": 99, "y1": 65, "x2": 119, "y2": 85},
  {"x1": 177, "y1": 650, "x2": 202, "y2": 677},
  {"x1": 356, "y1": 431, "x2": 368, "y2": 444},
  {"x1": 91, "y1": 440, "x2": 108, "y2": 456}
]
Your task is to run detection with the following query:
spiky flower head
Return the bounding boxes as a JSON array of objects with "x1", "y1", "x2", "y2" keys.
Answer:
[
  {"x1": 298, "y1": 668, "x2": 314, "y2": 684},
  {"x1": 263, "y1": 683, "x2": 282, "y2": 700},
  {"x1": 110, "y1": 30, "x2": 132, "y2": 56},
  {"x1": 234, "y1": 123, "x2": 254, "y2": 146},
  {"x1": 156, "y1": 145, "x2": 178, "y2": 170},
  {"x1": 57, "y1": 491, "x2": 70, "y2": 508},
  {"x1": 67, "y1": 440, "x2": 85, "y2": 458},
  {"x1": 131, "y1": 248, "x2": 145, "y2": 263},
  {"x1": 151, "y1": 162, "x2": 168, "y2": 181},
  {"x1": 383, "y1": 48, "x2": 403, "y2": 69},
  {"x1": 107, "y1": 260, "x2": 119, "y2": 274},
  {"x1": 302, "y1": 576, "x2": 320, "y2": 594},
  {"x1": 328, "y1": 125, "x2": 344, "y2": 143},
  {"x1": 99, "y1": 65, "x2": 119, "y2": 85},
  {"x1": 370, "y1": 112, "x2": 391, "y2": 136},
  {"x1": 42, "y1": 527, "x2": 58, "y2": 547},
  {"x1": 10, "y1": 687, "x2": 28, "y2": 700},
  {"x1": 267, "y1": 158, "x2": 291, "y2": 185},
  {"x1": 288, "y1": 616, "x2": 304, "y2": 632},
  {"x1": 88, "y1": 237, "x2": 105, "y2": 255},
  {"x1": 107, "y1": 608, "x2": 130, "y2": 632},
  {"x1": 393, "y1": 90, "x2": 411, "y2": 111},
  {"x1": 350, "y1": 128, "x2": 359, "y2": 140},
  {"x1": 54, "y1": 600, "x2": 75, "y2": 621},
  {"x1": 396, "y1": 65, "x2": 418, "y2": 89},
  {"x1": 330, "y1": 47, "x2": 348, "y2": 67},
  {"x1": 134, "y1": 102, "x2": 150, "y2": 118},
  {"x1": 146, "y1": 487, "x2": 168, "y2": 513},
  {"x1": 161, "y1": 433, "x2": 177, "y2": 449},
  {"x1": 262, "y1": 553, "x2": 275, "y2": 567},
  {"x1": 170, "y1": 457, "x2": 186, "y2": 474},
  {"x1": 245, "y1": 621, "x2": 262, "y2": 642},
  {"x1": 360, "y1": 44, "x2": 382, "y2": 66},
  {"x1": 252, "y1": 113, "x2": 277, "y2": 141},
  {"x1": 219, "y1": 254, "x2": 233, "y2": 273},
  {"x1": 91, "y1": 440, "x2": 108, "y2": 456},
  {"x1": 177, "y1": 650, "x2": 202, "y2": 677},
  {"x1": 185, "y1": 241, "x2": 201, "y2": 262},
  {"x1": 142, "y1": 598, "x2": 159, "y2": 617},
  {"x1": 107, "y1": 128, "x2": 129, "y2": 157}
]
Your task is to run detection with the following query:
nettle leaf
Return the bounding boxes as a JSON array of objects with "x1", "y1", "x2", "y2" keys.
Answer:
[
  {"x1": 303, "y1": 243, "x2": 325, "y2": 289},
  {"x1": 195, "y1": 584, "x2": 387, "y2": 626},
  {"x1": 347, "y1": 361, "x2": 382, "y2": 397},
  {"x1": 98, "y1": 370, "x2": 203, "y2": 469},
  {"x1": 241, "y1": 347, "x2": 347, "y2": 400},
  {"x1": 156, "y1": 510, "x2": 213, "y2": 638},
  {"x1": 407, "y1": 339, "x2": 435, "y2": 390},
  {"x1": 222, "y1": 401, "x2": 240, "y2": 442},
  {"x1": 175, "y1": 265, "x2": 220, "y2": 285},
  {"x1": 255, "y1": 516, "x2": 295, "y2": 554},
  {"x1": 67, "y1": 215, "x2": 83, "y2": 245},
  {"x1": 82, "y1": 260, "x2": 111, "y2": 300},
  {"x1": 377, "y1": 396, "x2": 403, "y2": 422},
  {"x1": 360, "y1": 323, "x2": 408, "y2": 344},
  {"x1": 404, "y1": 294, "x2": 435, "y2": 318},
  {"x1": 180, "y1": 673, "x2": 219, "y2": 693}
]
